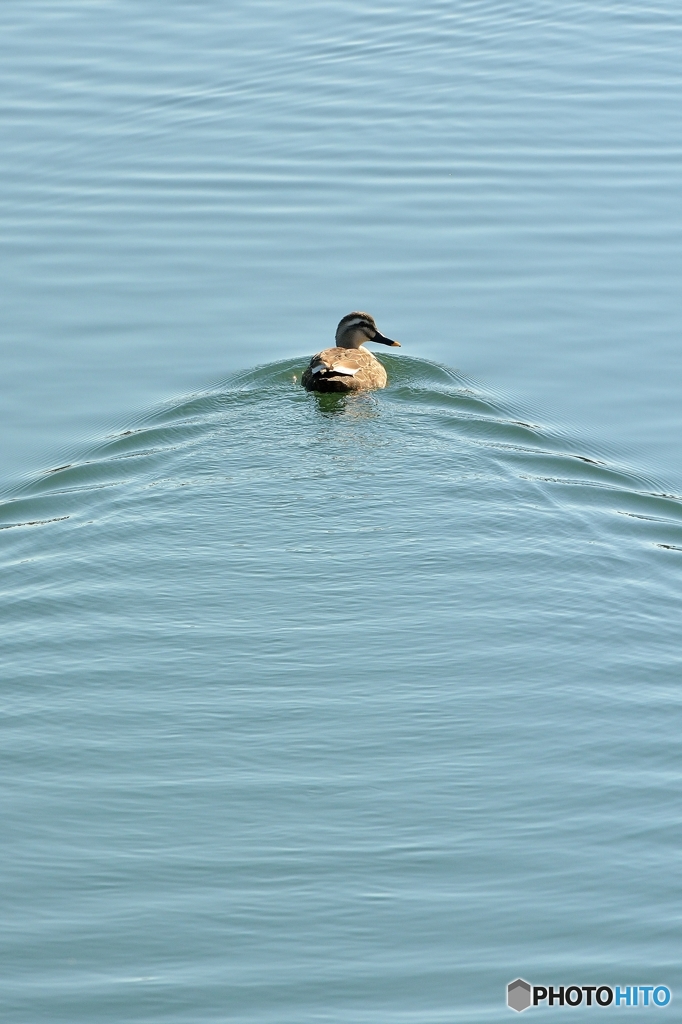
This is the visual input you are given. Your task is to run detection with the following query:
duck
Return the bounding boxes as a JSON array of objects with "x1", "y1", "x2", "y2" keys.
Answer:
[{"x1": 301, "y1": 312, "x2": 401, "y2": 393}]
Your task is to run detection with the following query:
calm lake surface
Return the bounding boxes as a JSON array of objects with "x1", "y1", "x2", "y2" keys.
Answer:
[{"x1": 2, "y1": 2, "x2": 681, "y2": 1021}]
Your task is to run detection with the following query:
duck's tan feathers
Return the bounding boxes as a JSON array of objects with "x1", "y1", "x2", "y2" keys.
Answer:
[{"x1": 301, "y1": 346, "x2": 388, "y2": 393}]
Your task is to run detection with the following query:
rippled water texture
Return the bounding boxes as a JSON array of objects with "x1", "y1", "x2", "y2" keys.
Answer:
[
  {"x1": 3, "y1": 360, "x2": 682, "y2": 1021},
  {"x1": 2, "y1": 1, "x2": 682, "y2": 1022}
]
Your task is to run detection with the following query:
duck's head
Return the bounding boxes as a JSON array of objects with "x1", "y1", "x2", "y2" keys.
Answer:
[{"x1": 335, "y1": 312, "x2": 401, "y2": 350}]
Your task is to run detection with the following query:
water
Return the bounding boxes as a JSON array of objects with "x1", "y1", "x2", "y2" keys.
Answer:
[{"x1": 2, "y1": 2, "x2": 681, "y2": 1021}]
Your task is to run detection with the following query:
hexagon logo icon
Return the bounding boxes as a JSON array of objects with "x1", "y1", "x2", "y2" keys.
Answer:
[{"x1": 507, "y1": 978, "x2": 532, "y2": 1012}]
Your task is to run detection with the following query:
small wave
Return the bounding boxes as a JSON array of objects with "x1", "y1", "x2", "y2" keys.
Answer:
[
  {"x1": 0, "y1": 515, "x2": 70, "y2": 531},
  {"x1": 1, "y1": 356, "x2": 680, "y2": 554}
]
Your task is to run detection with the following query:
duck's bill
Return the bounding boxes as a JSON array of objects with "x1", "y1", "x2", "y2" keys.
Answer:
[{"x1": 372, "y1": 331, "x2": 401, "y2": 347}]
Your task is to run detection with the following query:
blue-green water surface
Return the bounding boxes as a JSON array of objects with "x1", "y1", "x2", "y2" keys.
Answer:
[{"x1": 2, "y1": 2, "x2": 682, "y2": 1022}]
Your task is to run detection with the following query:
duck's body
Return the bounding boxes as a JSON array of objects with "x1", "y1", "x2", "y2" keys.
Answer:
[
  {"x1": 302, "y1": 312, "x2": 400, "y2": 394},
  {"x1": 302, "y1": 345, "x2": 389, "y2": 393}
]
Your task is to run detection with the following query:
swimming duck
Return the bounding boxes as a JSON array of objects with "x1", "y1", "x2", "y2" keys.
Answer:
[{"x1": 301, "y1": 312, "x2": 401, "y2": 393}]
